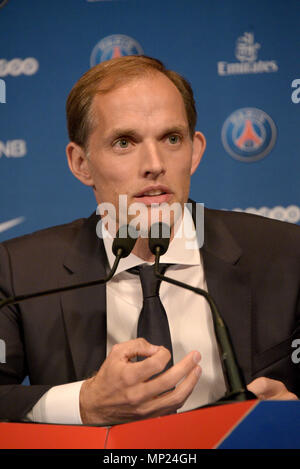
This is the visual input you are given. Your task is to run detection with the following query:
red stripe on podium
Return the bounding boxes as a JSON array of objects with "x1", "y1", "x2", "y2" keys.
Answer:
[
  {"x1": 106, "y1": 400, "x2": 258, "y2": 449},
  {"x1": 0, "y1": 422, "x2": 108, "y2": 449},
  {"x1": 0, "y1": 400, "x2": 258, "y2": 449}
]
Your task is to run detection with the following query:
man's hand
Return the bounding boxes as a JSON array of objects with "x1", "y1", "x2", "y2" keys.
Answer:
[
  {"x1": 247, "y1": 377, "x2": 298, "y2": 400},
  {"x1": 79, "y1": 338, "x2": 201, "y2": 425}
]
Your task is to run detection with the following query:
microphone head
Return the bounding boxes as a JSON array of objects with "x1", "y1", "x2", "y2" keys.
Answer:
[
  {"x1": 148, "y1": 222, "x2": 170, "y2": 256},
  {"x1": 112, "y1": 225, "x2": 138, "y2": 258}
]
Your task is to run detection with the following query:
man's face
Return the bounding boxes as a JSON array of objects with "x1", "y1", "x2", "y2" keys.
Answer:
[{"x1": 68, "y1": 72, "x2": 205, "y2": 233}]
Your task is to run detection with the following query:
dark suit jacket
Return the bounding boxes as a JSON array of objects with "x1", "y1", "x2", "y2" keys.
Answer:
[{"x1": 0, "y1": 205, "x2": 300, "y2": 421}]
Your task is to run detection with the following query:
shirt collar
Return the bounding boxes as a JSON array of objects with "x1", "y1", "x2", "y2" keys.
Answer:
[{"x1": 102, "y1": 206, "x2": 201, "y2": 275}]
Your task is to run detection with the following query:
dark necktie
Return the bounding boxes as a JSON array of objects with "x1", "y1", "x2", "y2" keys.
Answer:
[{"x1": 129, "y1": 264, "x2": 174, "y2": 371}]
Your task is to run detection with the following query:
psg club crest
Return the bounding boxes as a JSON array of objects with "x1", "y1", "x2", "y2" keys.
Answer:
[
  {"x1": 221, "y1": 108, "x2": 277, "y2": 162},
  {"x1": 90, "y1": 34, "x2": 144, "y2": 67}
]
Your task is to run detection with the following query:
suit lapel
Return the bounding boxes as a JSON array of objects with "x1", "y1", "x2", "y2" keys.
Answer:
[
  {"x1": 191, "y1": 204, "x2": 253, "y2": 383},
  {"x1": 60, "y1": 212, "x2": 107, "y2": 380},
  {"x1": 59, "y1": 205, "x2": 253, "y2": 383}
]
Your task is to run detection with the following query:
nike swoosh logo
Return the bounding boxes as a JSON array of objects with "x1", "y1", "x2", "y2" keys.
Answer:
[{"x1": 0, "y1": 217, "x2": 25, "y2": 233}]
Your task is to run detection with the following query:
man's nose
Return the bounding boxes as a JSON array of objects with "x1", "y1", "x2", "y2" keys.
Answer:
[{"x1": 140, "y1": 142, "x2": 166, "y2": 178}]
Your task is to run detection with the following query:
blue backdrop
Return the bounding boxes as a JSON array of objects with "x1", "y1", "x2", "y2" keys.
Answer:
[{"x1": 1, "y1": 0, "x2": 300, "y2": 241}]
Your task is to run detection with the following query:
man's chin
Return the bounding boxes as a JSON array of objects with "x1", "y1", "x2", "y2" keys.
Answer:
[{"x1": 125, "y1": 201, "x2": 184, "y2": 238}]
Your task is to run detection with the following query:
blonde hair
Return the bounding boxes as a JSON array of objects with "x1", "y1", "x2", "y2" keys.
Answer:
[{"x1": 66, "y1": 55, "x2": 197, "y2": 149}]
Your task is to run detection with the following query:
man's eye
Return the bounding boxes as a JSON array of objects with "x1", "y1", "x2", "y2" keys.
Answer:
[
  {"x1": 116, "y1": 138, "x2": 129, "y2": 148},
  {"x1": 168, "y1": 135, "x2": 181, "y2": 144}
]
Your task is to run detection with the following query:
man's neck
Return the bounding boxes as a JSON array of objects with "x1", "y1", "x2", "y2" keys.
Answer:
[
  {"x1": 131, "y1": 228, "x2": 175, "y2": 262},
  {"x1": 131, "y1": 237, "x2": 155, "y2": 262}
]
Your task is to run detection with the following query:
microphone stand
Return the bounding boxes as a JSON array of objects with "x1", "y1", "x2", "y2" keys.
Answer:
[
  {"x1": 0, "y1": 224, "x2": 138, "y2": 310},
  {"x1": 0, "y1": 249, "x2": 123, "y2": 310},
  {"x1": 153, "y1": 245, "x2": 256, "y2": 404}
]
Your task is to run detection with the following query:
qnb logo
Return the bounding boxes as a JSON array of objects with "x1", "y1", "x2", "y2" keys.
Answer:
[
  {"x1": 232, "y1": 205, "x2": 300, "y2": 224},
  {"x1": 0, "y1": 78, "x2": 5, "y2": 103},
  {"x1": 0, "y1": 58, "x2": 39, "y2": 77},
  {"x1": 291, "y1": 79, "x2": 300, "y2": 104},
  {"x1": 0, "y1": 339, "x2": 5, "y2": 364},
  {"x1": 0, "y1": 140, "x2": 27, "y2": 158}
]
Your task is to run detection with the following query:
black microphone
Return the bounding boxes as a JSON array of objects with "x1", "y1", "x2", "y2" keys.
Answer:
[
  {"x1": 148, "y1": 221, "x2": 170, "y2": 255},
  {"x1": 0, "y1": 225, "x2": 138, "y2": 310},
  {"x1": 148, "y1": 222, "x2": 255, "y2": 404}
]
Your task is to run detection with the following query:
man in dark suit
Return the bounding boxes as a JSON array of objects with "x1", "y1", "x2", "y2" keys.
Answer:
[{"x1": 0, "y1": 56, "x2": 299, "y2": 424}]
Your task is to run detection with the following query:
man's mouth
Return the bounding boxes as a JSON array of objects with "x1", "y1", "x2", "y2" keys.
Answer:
[{"x1": 134, "y1": 186, "x2": 172, "y2": 204}]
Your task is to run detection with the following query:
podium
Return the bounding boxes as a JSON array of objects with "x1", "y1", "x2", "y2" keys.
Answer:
[{"x1": 1, "y1": 400, "x2": 300, "y2": 449}]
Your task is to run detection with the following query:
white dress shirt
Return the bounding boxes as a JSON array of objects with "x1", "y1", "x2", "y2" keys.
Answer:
[{"x1": 26, "y1": 209, "x2": 226, "y2": 424}]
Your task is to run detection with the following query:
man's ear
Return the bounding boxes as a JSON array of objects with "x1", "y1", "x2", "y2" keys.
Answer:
[
  {"x1": 66, "y1": 142, "x2": 94, "y2": 187},
  {"x1": 190, "y1": 131, "x2": 206, "y2": 176}
]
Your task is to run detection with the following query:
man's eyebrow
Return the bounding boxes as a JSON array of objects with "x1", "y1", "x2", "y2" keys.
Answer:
[
  {"x1": 160, "y1": 125, "x2": 189, "y2": 136},
  {"x1": 104, "y1": 128, "x2": 141, "y2": 143}
]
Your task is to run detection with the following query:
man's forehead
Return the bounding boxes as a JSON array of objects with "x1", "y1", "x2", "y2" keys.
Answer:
[
  {"x1": 93, "y1": 70, "x2": 178, "y2": 95},
  {"x1": 92, "y1": 73, "x2": 184, "y2": 108},
  {"x1": 90, "y1": 74, "x2": 188, "y2": 130}
]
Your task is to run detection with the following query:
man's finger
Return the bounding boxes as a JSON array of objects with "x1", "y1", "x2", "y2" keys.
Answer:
[
  {"x1": 135, "y1": 364, "x2": 202, "y2": 417},
  {"x1": 247, "y1": 377, "x2": 298, "y2": 400},
  {"x1": 149, "y1": 350, "x2": 201, "y2": 394},
  {"x1": 126, "y1": 350, "x2": 201, "y2": 403},
  {"x1": 120, "y1": 346, "x2": 173, "y2": 387},
  {"x1": 109, "y1": 338, "x2": 160, "y2": 361},
  {"x1": 158, "y1": 365, "x2": 202, "y2": 410}
]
